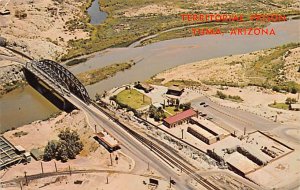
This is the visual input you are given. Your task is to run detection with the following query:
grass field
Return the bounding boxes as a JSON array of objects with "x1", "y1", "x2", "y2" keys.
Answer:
[
  {"x1": 268, "y1": 102, "x2": 289, "y2": 110},
  {"x1": 116, "y1": 89, "x2": 151, "y2": 109},
  {"x1": 164, "y1": 106, "x2": 182, "y2": 115},
  {"x1": 77, "y1": 61, "x2": 134, "y2": 86},
  {"x1": 61, "y1": 0, "x2": 300, "y2": 60}
]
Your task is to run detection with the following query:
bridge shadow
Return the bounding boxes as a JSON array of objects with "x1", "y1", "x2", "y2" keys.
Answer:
[{"x1": 23, "y1": 69, "x2": 75, "y2": 112}]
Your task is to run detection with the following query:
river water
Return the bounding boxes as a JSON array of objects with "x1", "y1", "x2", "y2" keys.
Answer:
[
  {"x1": 70, "y1": 19, "x2": 300, "y2": 97},
  {"x1": 0, "y1": 85, "x2": 59, "y2": 133},
  {"x1": 87, "y1": 0, "x2": 107, "y2": 25},
  {"x1": 1, "y1": 18, "x2": 299, "y2": 132}
]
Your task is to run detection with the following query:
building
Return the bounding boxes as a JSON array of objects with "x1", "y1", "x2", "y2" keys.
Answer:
[
  {"x1": 163, "y1": 109, "x2": 197, "y2": 128},
  {"x1": 94, "y1": 131, "x2": 120, "y2": 152},
  {"x1": 135, "y1": 82, "x2": 154, "y2": 93},
  {"x1": 290, "y1": 104, "x2": 300, "y2": 111},
  {"x1": 190, "y1": 117, "x2": 230, "y2": 140},
  {"x1": 187, "y1": 126, "x2": 217, "y2": 144},
  {"x1": 166, "y1": 85, "x2": 184, "y2": 96},
  {"x1": 0, "y1": 136, "x2": 25, "y2": 170},
  {"x1": 30, "y1": 149, "x2": 44, "y2": 161}
]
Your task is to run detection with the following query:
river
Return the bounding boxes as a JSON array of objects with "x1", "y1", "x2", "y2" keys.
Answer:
[
  {"x1": 70, "y1": 19, "x2": 300, "y2": 97},
  {"x1": 87, "y1": 0, "x2": 107, "y2": 25},
  {"x1": 1, "y1": 17, "x2": 299, "y2": 132},
  {"x1": 0, "y1": 85, "x2": 59, "y2": 133}
]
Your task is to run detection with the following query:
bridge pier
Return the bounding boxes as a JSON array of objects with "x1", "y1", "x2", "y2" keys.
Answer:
[{"x1": 23, "y1": 68, "x2": 75, "y2": 112}]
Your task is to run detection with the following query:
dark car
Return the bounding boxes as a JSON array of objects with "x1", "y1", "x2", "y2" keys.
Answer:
[
  {"x1": 203, "y1": 104, "x2": 209, "y2": 107},
  {"x1": 199, "y1": 102, "x2": 205, "y2": 105},
  {"x1": 170, "y1": 179, "x2": 176, "y2": 185}
]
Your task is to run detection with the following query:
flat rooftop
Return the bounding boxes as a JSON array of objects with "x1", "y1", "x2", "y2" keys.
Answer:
[
  {"x1": 226, "y1": 151, "x2": 260, "y2": 174},
  {"x1": 191, "y1": 117, "x2": 230, "y2": 136},
  {"x1": 0, "y1": 136, "x2": 22, "y2": 169},
  {"x1": 188, "y1": 124, "x2": 216, "y2": 139},
  {"x1": 95, "y1": 132, "x2": 119, "y2": 148}
]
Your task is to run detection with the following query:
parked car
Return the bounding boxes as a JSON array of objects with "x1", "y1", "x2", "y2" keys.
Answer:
[
  {"x1": 170, "y1": 179, "x2": 176, "y2": 185},
  {"x1": 199, "y1": 102, "x2": 205, "y2": 105},
  {"x1": 203, "y1": 104, "x2": 209, "y2": 107}
]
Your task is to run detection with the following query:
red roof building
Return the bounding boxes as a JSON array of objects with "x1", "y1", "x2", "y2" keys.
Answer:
[{"x1": 163, "y1": 109, "x2": 197, "y2": 128}]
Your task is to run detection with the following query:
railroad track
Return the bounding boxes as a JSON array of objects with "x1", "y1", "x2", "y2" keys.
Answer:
[{"x1": 91, "y1": 101, "x2": 220, "y2": 190}]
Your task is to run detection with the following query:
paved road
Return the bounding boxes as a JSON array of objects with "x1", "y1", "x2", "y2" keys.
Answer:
[{"x1": 191, "y1": 96, "x2": 280, "y2": 133}]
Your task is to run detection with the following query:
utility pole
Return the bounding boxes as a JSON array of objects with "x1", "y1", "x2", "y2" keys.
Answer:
[
  {"x1": 110, "y1": 153, "x2": 113, "y2": 166},
  {"x1": 169, "y1": 177, "x2": 172, "y2": 188},
  {"x1": 24, "y1": 171, "x2": 28, "y2": 186},
  {"x1": 69, "y1": 165, "x2": 71, "y2": 176},
  {"x1": 181, "y1": 129, "x2": 184, "y2": 139},
  {"x1": 19, "y1": 181, "x2": 23, "y2": 190},
  {"x1": 40, "y1": 162, "x2": 44, "y2": 174},
  {"x1": 147, "y1": 162, "x2": 150, "y2": 171},
  {"x1": 54, "y1": 161, "x2": 57, "y2": 172},
  {"x1": 106, "y1": 176, "x2": 109, "y2": 184},
  {"x1": 94, "y1": 125, "x2": 97, "y2": 133},
  {"x1": 244, "y1": 127, "x2": 246, "y2": 135}
]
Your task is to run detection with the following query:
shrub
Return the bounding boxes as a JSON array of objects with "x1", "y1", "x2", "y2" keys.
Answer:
[
  {"x1": 216, "y1": 91, "x2": 227, "y2": 99},
  {"x1": 43, "y1": 128, "x2": 83, "y2": 162}
]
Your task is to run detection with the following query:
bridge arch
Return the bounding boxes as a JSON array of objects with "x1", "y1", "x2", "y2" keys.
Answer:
[{"x1": 29, "y1": 59, "x2": 90, "y2": 104}]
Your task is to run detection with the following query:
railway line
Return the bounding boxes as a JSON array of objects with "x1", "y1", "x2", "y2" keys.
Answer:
[{"x1": 91, "y1": 101, "x2": 221, "y2": 190}]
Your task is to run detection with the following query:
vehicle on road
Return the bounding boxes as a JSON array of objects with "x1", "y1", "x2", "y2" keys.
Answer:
[
  {"x1": 199, "y1": 102, "x2": 205, "y2": 105},
  {"x1": 203, "y1": 104, "x2": 209, "y2": 107},
  {"x1": 170, "y1": 179, "x2": 176, "y2": 185}
]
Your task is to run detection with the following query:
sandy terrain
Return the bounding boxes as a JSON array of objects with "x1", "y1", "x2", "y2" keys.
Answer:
[
  {"x1": 0, "y1": 110, "x2": 133, "y2": 183},
  {"x1": 153, "y1": 46, "x2": 300, "y2": 125},
  {"x1": 155, "y1": 47, "x2": 300, "y2": 86},
  {"x1": 3, "y1": 173, "x2": 174, "y2": 190},
  {"x1": 206, "y1": 86, "x2": 300, "y2": 124},
  {"x1": 0, "y1": 0, "x2": 89, "y2": 60}
]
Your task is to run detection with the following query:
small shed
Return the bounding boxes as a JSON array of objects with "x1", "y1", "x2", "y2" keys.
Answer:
[
  {"x1": 135, "y1": 82, "x2": 154, "y2": 93},
  {"x1": 30, "y1": 149, "x2": 44, "y2": 161},
  {"x1": 166, "y1": 85, "x2": 184, "y2": 96}
]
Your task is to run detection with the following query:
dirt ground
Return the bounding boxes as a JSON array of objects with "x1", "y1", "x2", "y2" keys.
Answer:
[
  {"x1": 154, "y1": 46, "x2": 300, "y2": 86},
  {"x1": 0, "y1": 110, "x2": 133, "y2": 183},
  {"x1": 0, "y1": 0, "x2": 89, "y2": 60},
  {"x1": 2, "y1": 173, "x2": 174, "y2": 190}
]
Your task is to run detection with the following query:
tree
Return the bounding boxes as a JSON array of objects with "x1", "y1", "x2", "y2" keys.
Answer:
[
  {"x1": 216, "y1": 91, "x2": 227, "y2": 99},
  {"x1": 291, "y1": 87, "x2": 298, "y2": 94},
  {"x1": 272, "y1": 86, "x2": 280, "y2": 92},
  {"x1": 43, "y1": 128, "x2": 83, "y2": 162},
  {"x1": 285, "y1": 97, "x2": 296, "y2": 105},
  {"x1": 43, "y1": 140, "x2": 58, "y2": 161}
]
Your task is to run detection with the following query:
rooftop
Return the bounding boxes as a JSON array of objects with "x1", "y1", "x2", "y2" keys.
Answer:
[
  {"x1": 0, "y1": 136, "x2": 22, "y2": 169},
  {"x1": 168, "y1": 85, "x2": 184, "y2": 92},
  {"x1": 95, "y1": 132, "x2": 119, "y2": 148},
  {"x1": 191, "y1": 117, "x2": 229, "y2": 136},
  {"x1": 188, "y1": 125, "x2": 215, "y2": 139},
  {"x1": 164, "y1": 109, "x2": 196, "y2": 125}
]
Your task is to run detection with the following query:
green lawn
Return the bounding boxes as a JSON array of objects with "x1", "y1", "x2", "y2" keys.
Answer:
[
  {"x1": 268, "y1": 103, "x2": 290, "y2": 110},
  {"x1": 116, "y1": 89, "x2": 151, "y2": 109},
  {"x1": 164, "y1": 106, "x2": 182, "y2": 116}
]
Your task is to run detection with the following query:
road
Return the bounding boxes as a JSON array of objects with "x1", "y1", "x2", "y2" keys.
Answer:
[
  {"x1": 64, "y1": 93, "x2": 196, "y2": 190},
  {"x1": 191, "y1": 96, "x2": 280, "y2": 132}
]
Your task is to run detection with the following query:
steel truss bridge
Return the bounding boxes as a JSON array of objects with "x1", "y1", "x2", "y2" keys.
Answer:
[{"x1": 25, "y1": 59, "x2": 90, "y2": 104}]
